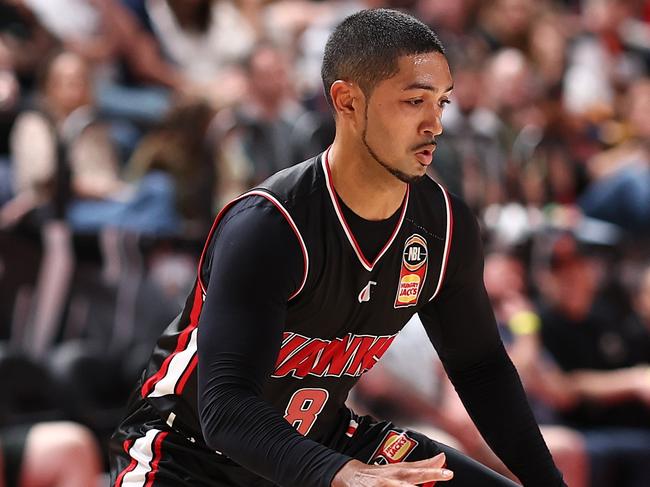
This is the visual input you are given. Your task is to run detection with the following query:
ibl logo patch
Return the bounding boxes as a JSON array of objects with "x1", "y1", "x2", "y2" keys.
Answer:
[{"x1": 394, "y1": 234, "x2": 428, "y2": 308}]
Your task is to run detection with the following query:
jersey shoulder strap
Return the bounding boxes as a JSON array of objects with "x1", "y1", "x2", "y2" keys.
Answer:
[{"x1": 197, "y1": 154, "x2": 323, "y2": 299}]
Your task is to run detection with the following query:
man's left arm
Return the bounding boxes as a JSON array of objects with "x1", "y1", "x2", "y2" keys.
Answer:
[{"x1": 418, "y1": 195, "x2": 565, "y2": 487}]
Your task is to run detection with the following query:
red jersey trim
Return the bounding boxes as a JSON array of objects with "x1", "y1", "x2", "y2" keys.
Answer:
[
  {"x1": 144, "y1": 431, "x2": 168, "y2": 487},
  {"x1": 176, "y1": 354, "x2": 198, "y2": 395},
  {"x1": 113, "y1": 439, "x2": 137, "y2": 487},
  {"x1": 114, "y1": 430, "x2": 168, "y2": 487},
  {"x1": 322, "y1": 149, "x2": 409, "y2": 272}
]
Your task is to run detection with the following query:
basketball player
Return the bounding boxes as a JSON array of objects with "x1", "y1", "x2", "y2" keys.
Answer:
[{"x1": 111, "y1": 9, "x2": 566, "y2": 487}]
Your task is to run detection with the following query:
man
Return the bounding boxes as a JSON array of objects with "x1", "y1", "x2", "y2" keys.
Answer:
[{"x1": 110, "y1": 9, "x2": 565, "y2": 487}]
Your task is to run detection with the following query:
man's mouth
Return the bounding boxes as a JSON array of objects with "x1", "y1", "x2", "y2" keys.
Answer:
[{"x1": 414, "y1": 145, "x2": 436, "y2": 166}]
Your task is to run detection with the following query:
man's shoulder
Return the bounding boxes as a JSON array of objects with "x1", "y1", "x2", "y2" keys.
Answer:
[
  {"x1": 411, "y1": 176, "x2": 473, "y2": 221},
  {"x1": 256, "y1": 154, "x2": 323, "y2": 207}
]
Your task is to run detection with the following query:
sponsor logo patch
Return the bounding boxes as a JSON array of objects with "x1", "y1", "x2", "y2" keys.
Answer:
[
  {"x1": 394, "y1": 234, "x2": 428, "y2": 308},
  {"x1": 370, "y1": 430, "x2": 419, "y2": 465}
]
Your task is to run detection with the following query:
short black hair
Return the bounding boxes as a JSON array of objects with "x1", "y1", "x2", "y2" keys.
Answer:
[{"x1": 321, "y1": 9, "x2": 445, "y2": 109}]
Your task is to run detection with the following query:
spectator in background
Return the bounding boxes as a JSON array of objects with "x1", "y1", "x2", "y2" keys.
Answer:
[
  {"x1": 563, "y1": 0, "x2": 647, "y2": 118},
  {"x1": 4, "y1": 49, "x2": 116, "y2": 228},
  {"x1": 626, "y1": 263, "x2": 650, "y2": 346},
  {"x1": 3, "y1": 50, "x2": 180, "y2": 235},
  {"x1": 0, "y1": 0, "x2": 57, "y2": 91},
  {"x1": 483, "y1": 249, "x2": 578, "y2": 415},
  {"x1": 125, "y1": 101, "x2": 216, "y2": 236},
  {"x1": 527, "y1": 8, "x2": 568, "y2": 94},
  {"x1": 443, "y1": 48, "x2": 544, "y2": 210},
  {"x1": 579, "y1": 78, "x2": 650, "y2": 235},
  {"x1": 472, "y1": 248, "x2": 588, "y2": 487},
  {"x1": 22, "y1": 0, "x2": 118, "y2": 67},
  {"x1": 0, "y1": 421, "x2": 102, "y2": 487},
  {"x1": 412, "y1": 2, "x2": 486, "y2": 199},
  {"x1": 0, "y1": 41, "x2": 19, "y2": 207},
  {"x1": 415, "y1": 0, "x2": 483, "y2": 65},
  {"x1": 476, "y1": 0, "x2": 538, "y2": 53},
  {"x1": 22, "y1": 0, "x2": 257, "y2": 122},
  {"x1": 536, "y1": 232, "x2": 650, "y2": 487},
  {"x1": 0, "y1": 0, "x2": 58, "y2": 204},
  {"x1": 216, "y1": 42, "x2": 325, "y2": 199},
  {"x1": 21, "y1": 0, "x2": 173, "y2": 122},
  {"x1": 115, "y1": 0, "x2": 260, "y2": 108},
  {"x1": 436, "y1": 55, "x2": 498, "y2": 207}
]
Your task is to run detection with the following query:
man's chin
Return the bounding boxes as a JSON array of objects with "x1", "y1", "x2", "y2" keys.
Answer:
[
  {"x1": 389, "y1": 167, "x2": 426, "y2": 184},
  {"x1": 362, "y1": 133, "x2": 427, "y2": 184}
]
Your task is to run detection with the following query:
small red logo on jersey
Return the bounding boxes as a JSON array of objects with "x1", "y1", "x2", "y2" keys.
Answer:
[
  {"x1": 370, "y1": 430, "x2": 419, "y2": 465},
  {"x1": 394, "y1": 235, "x2": 428, "y2": 308}
]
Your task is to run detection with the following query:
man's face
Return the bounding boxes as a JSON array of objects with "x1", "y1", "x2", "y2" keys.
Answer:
[
  {"x1": 46, "y1": 53, "x2": 92, "y2": 114},
  {"x1": 360, "y1": 52, "x2": 453, "y2": 183},
  {"x1": 250, "y1": 47, "x2": 289, "y2": 103}
]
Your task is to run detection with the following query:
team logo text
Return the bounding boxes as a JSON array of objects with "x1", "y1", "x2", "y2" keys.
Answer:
[{"x1": 273, "y1": 332, "x2": 397, "y2": 379}]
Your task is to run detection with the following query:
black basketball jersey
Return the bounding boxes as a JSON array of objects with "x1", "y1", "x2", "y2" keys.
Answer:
[{"x1": 138, "y1": 150, "x2": 453, "y2": 447}]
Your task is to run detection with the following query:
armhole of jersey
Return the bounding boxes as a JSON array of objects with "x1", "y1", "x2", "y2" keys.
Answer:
[
  {"x1": 429, "y1": 183, "x2": 454, "y2": 301},
  {"x1": 197, "y1": 190, "x2": 309, "y2": 301}
]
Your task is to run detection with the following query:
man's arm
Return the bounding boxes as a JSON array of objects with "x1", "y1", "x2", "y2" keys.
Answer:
[
  {"x1": 197, "y1": 196, "x2": 350, "y2": 486},
  {"x1": 419, "y1": 196, "x2": 566, "y2": 487},
  {"x1": 567, "y1": 366, "x2": 650, "y2": 406}
]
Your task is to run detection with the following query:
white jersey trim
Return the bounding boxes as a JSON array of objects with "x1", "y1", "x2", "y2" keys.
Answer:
[
  {"x1": 198, "y1": 190, "x2": 309, "y2": 301},
  {"x1": 321, "y1": 149, "x2": 409, "y2": 272},
  {"x1": 429, "y1": 182, "x2": 453, "y2": 300},
  {"x1": 148, "y1": 328, "x2": 198, "y2": 398}
]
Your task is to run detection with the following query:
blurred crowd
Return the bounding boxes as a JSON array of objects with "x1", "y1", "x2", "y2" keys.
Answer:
[{"x1": 0, "y1": 0, "x2": 649, "y2": 486}]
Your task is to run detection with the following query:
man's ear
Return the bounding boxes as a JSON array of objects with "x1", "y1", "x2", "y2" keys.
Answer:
[{"x1": 330, "y1": 80, "x2": 361, "y2": 119}]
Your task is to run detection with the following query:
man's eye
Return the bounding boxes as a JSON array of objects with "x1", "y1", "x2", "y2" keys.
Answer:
[
  {"x1": 407, "y1": 99, "x2": 423, "y2": 105},
  {"x1": 439, "y1": 99, "x2": 451, "y2": 108}
]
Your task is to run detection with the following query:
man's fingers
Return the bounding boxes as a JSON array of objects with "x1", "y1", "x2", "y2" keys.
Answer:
[
  {"x1": 347, "y1": 454, "x2": 454, "y2": 486},
  {"x1": 380, "y1": 454, "x2": 454, "y2": 483},
  {"x1": 355, "y1": 466, "x2": 454, "y2": 486},
  {"x1": 412, "y1": 452, "x2": 446, "y2": 468},
  {"x1": 392, "y1": 465, "x2": 454, "y2": 483}
]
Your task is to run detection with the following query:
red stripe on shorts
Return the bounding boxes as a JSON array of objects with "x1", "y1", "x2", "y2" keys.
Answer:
[
  {"x1": 144, "y1": 431, "x2": 168, "y2": 487},
  {"x1": 114, "y1": 440, "x2": 137, "y2": 487}
]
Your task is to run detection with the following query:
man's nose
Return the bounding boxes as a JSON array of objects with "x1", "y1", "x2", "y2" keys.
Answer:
[{"x1": 421, "y1": 112, "x2": 443, "y2": 138}]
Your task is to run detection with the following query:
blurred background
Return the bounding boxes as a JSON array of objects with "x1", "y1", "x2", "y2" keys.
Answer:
[{"x1": 0, "y1": 0, "x2": 648, "y2": 486}]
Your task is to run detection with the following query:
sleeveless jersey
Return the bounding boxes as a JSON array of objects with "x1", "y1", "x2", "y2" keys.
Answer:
[{"x1": 138, "y1": 150, "x2": 453, "y2": 448}]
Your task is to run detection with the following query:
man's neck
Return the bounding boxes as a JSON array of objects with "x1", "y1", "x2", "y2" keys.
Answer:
[{"x1": 327, "y1": 138, "x2": 407, "y2": 221}]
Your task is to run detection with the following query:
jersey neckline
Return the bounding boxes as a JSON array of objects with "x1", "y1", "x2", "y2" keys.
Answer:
[{"x1": 321, "y1": 149, "x2": 409, "y2": 272}]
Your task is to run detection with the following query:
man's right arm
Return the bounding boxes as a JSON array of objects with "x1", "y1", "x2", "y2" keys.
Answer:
[{"x1": 197, "y1": 196, "x2": 350, "y2": 487}]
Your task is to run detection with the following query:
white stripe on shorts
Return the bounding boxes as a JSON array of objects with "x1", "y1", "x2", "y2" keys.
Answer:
[{"x1": 120, "y1": 429, "x2": 162, "y2": 486}]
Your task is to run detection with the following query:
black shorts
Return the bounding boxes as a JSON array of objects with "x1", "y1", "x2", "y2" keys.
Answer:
[
  {"x1": 110, "y1": 397, "x2": 518, "y2": 487},
  {"x1": 0, "y1": 424, "x2": 31, "y2": 487}
]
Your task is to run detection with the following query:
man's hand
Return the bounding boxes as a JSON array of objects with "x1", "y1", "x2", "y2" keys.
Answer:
[{"x1": 332, "y1": 453, "x2": 454, "y2": 486}]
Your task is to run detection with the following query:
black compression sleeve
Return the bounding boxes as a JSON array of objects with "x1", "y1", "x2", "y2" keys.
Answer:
[
  {"x1": 418, "y1": 196, "x2": 565, "y2": 487},
  {"x1": 197, "y1": 196, "x2": 351, "y2": 487}
]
